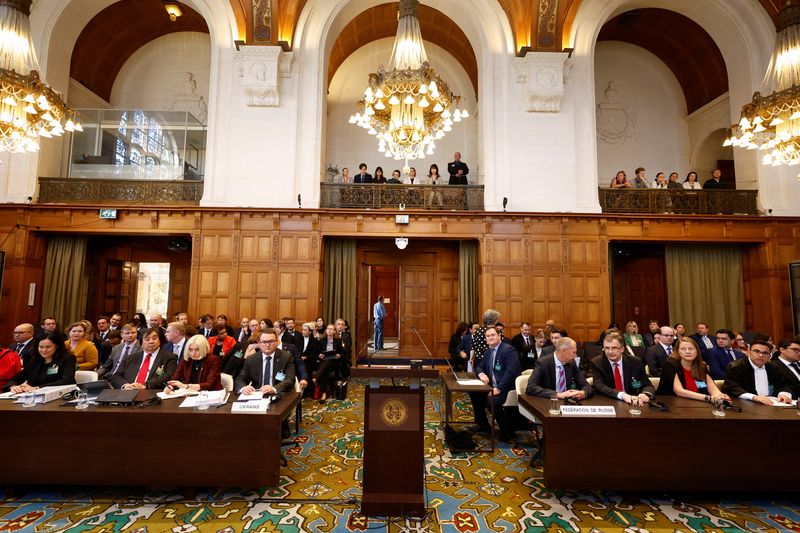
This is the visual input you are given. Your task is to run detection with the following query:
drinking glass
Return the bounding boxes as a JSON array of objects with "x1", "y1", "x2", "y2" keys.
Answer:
[
  {"x1": 628, "y1": 396, "x2": 641, "y2": 415},
  {"x1": 75, "y1": 390, "x2": 89, "y2": 410},
  {"x1": 548, "y1": 397, "x2": 560, "y2": 415},
  {"x1": 712, "y1": 397, "x2": 726, "y2": 417},
  {"x1": 197, "y1": 390, "x2": 209, "y2": 410}
]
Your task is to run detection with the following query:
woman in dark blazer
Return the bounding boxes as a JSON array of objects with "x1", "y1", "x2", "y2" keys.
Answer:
[
  {"x1": 6, "y1": 334, "x2": 76, "y2": 392},
  {"x1": 300, "y1": 323, "x2": 321, "y2": 375},
  {"x1": 315, "y1": 324, "x2": 343, "y2": 403},
  {"x1": 656, "y1": 338, "x2": 729, "y2": 403},
  {"x1": 165, "y1": 334, "x2": 222, "y2": 392}
]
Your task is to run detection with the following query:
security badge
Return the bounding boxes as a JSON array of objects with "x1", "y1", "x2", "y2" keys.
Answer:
[
  {"x1": 275, "y1": 371, "x2": 286, "y2": 381},
  {"x1": 46, "y1": 365, "x2": 59, "y2": 375}
]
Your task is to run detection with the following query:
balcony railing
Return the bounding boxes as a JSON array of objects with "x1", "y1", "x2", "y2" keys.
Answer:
[
  {"x1": 320, "y1": 183, "x2": 484, "y2": 210},
  {"x1": 38, "y1": 177, "x2": 203, "y2": 205},
  {"x1": 598, "y1": 188, "x2": 759, "y2": 215}
]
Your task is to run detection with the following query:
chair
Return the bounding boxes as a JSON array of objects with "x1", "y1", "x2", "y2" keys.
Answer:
[
  {"x1": 514, "y1": 374, "x2": 544, "y2": 466},
  {"x1": 714, "y1": 379, "x2": 724, "y2": 390},
  {"x1": 75, "y1": 370, "x2": 98, "y2": 384},
  {"x1": 582, "y1": 342, "x2": 603, "y2": 360},
  {"x1": 220, "y1": 372, "x2": 233, "y2": 392},
  {"x1": 649, "y1": 376, "x2": 660, "y2": 390},
  {"x1": 502, "y1": 369, "x2": 533, "y2": 410}
]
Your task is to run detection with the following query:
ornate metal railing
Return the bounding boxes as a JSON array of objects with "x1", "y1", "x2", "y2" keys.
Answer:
[
  {"x1": 598, "y1": 188, "x2": 759, "y2": 215},
  {"x1": 320, "y1": 183, "x2": 484, "y2": 210},
  {"x1": 37, "y1": 177, "x2": 204, "y2": 205}
]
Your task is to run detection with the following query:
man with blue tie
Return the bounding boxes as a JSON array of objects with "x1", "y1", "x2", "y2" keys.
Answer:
[
  {"x1": 373, "y1": 296, "x2": 386, "y2": 352},
  {"x1": 689, "y1": 322, "x2": 717, "y2": 362},
  {"x1": 234, "y1": 329, "x2": 296, "y2": 395},
  {"x1": 525, "y1": 337, "x2": 592, "y2": 399},
  {"x1": 707, "y1": 329, "x2": 746, "y2": 379},
  {"x1": 644, "y1": 326, "x2": 675, "y2": 376},
  {"x1": 470, "y1": 326, "x2": 521, "y2": 443}
]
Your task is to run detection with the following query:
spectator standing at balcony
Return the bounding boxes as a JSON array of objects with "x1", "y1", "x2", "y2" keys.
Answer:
[
  {"x1": 373, "y1": 296, "x2": 386, "y2": 351},
  {"x1": 387, "y1": 169, "x2": 402, "y2": 184},
  {"x1": 703, "y1": 168, "x2": 725, "y2": 189},
  {"x1": 448, "y1": 152, "x2": 469, "y2": 185},
  {"x1": 667, "y1": 172, "x2": 682, "y2": 189},
  {"x1": 374, "y1": 167, "x2": 386, "y2": 183},
  {"x1": 354, "y1": 163, "x2": 372, "y2": 183},
  {"x1": 428, "y1": 164, "x2": 442, "y2": 185},
  {"x1": 405, "y1": 167, "x2": 418, "y2": 184},
  {"x1": 340, "y1": 167, "x2": 350, "y2": 183},
  {"x1": 427, "y1": 164, "x2": 444, "y2": 207},
  {"x1": 683, "y1": 171, "x2": 701, "y2": 190},
  {"x1": 652, "y1": 172, "x2": 668, "y2": 189},
  {"x1": 632, "y1": 167, "x2": 649, "y2": 188},
  {"x1": 609, "y1": 170, "x2": 631, "y2": 188}
]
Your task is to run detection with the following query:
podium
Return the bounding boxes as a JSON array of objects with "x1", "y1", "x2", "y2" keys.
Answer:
[{"x1": 350, "y1": 367, "x2": 439, "y2": 517}]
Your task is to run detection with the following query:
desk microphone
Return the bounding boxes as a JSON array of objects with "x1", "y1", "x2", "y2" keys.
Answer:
[
  {"x1": 565, "y1": 397, "x2": 581, "y2": 406},
  {"x1": 411, "y1": 326, "x2": 436, "y2": 371}
]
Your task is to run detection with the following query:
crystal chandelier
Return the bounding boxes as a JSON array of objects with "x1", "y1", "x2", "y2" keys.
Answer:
[
  {"x1": 348, "y1": 0, "x2": 468, "y2": 161},
  {"x1": 723, "y1": 0, "x2": 800, "y2": 168},
  {"x1": 0, "y1": 0, "x2": 81, "y2": 153}
]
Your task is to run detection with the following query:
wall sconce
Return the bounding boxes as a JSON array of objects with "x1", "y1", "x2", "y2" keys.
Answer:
[
  {"x1": 395, "y1": 237, "x2": 409, "y2": 250},
  {"x1": 164, "y1": 1, "x2": 183, "y2": 21}
]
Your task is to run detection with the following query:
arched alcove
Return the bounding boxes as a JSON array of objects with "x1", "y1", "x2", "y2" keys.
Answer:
[{"x1": 692, "y1": 129, "x2": 733, "y2": 184}]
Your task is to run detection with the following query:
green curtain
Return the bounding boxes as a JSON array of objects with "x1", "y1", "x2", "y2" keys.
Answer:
[
  {"x1": 665, "y1": 245, "x2": 745, "y2": 332},
  {"x1": 323, "y1": 238, "x2": 357, "y2": 330},
  {"x1": 459, "y1": 240, "x2": 478, "y2": 323},
  {"x1": 42, "y1": 235, "x2": 88, "y2": 327}
]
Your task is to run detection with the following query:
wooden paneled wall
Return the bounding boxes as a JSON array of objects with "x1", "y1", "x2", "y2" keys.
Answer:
[{"x1": 0, "y1": 206, "x2": 799, "y2": 352}]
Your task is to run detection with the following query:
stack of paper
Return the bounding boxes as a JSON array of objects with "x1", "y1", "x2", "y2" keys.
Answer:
[{"x1": 179, "y1": 389, "x2": 229, "y2": 408}]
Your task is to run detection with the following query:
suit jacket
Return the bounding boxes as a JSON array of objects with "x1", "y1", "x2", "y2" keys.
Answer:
[
  {"x1": 590, "y1": 353, "x2": 655, "y2": 399},
  {"x1": 642, "y1": 332, "x2": 657, "y2": 347},
  {"x1": 767, "y1": 358, "x2": 800, "y2": 397},
  {"x1": 447, "y1": 160, "x2": 469, "y2": 179},
  {"x1": 722, "y1": 358, "x2": 793, "y2": 398},
  {"x1": 163, "y1": 338, "x2": 187, "y2": 359},
  {"x1": 655, "y1": 358, "x2": 712, "y2": 396},
  {"x1": 233, "y1": 348, "x2": 296, "y2": 394},
  {"x1": 644, "y1": 344, "x2": 671, "y2": 376},
  {"x1": 511, "y1": 334, "x2": 537, "y2": 359},
  {"x1": 300, "y1": 336, "x2": 321, "y2": 371},
  {"x1": 475, "y1": 342, "x2": 520, "y2": 396},
  {"x1": 281, "y1": 330, "x2": 303, "y2": 348},
  {"x1": 100, "y1": 341, "x2": 140, "y2": 378},
  {"x1": 354, "y1": 172, "x2": 372, "y2": 184},
  {"x1": 707, "y1": 346, "x2": 746, "y2": 380},
  {"x1": 526, "y1": 353, "x2": 592, "y2": 398},
  {"x1": 233, "y1": 327, "x2": 251, "y2": 343},
  {"x1": 14, "y1": 340, "x2": 35, "y2": 368},
  {"x1": 110, "y1": 348, "x2": 178, "y2": 389},
  {"x1": 6, "y1": 352, "x2": 77, "y2": 389},
  {"x1": 279, "y1": 342, "x2": 307, "y2": 381},
  {"x1": 170, "y1": 353, "x2": 222, "y2": 391},
  {"x1": 689, "y1": 333, "x2": 717, "y2": 360}
]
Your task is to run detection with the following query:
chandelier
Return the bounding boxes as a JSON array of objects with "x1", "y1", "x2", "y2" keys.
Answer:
[
  {"x1": 723, "y1": 0, "x2": 800, "y2": 168},
  {"x1": 0, "y1": 0, "x2": 81, "y2": 153},
  {"x1": 348, "y1": 0, "x2": 468, "y2": 161}
]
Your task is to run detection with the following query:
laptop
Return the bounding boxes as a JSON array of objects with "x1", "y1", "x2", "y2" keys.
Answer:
[{"x1": 96, "y1": 389, "x2": 139, "y2": 405}]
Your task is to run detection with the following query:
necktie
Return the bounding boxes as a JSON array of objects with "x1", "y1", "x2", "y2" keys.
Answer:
[
  {"x1": 666, "y1": 345, "x2": 673, "y2": 356},
  {"x1": 135, "y1": 353, "x2": 152, "y2": 385},
  {"x1": 557, "y1": 365, "x2": 566, "y2": 393},
  {"x1": 727, "y1": 349, "x2": 735, "y2": 360},
  {"x1": 114, "y1": 344, "x2": 130, "y2": 373},
  {"x1": 263, "y1": 356, "x2": 272, "y2": 387},
  {"x1": 11, "y1": 343, "x2": 19, "y2": 353},
  {"x1": 790, "y1": 362, "x2": 800, "y2": 377},
  {"x1": 613, "y1": 362, "x2": 624, "y2": 391},
  {"x1": 173, "y1": 343, "x2": 181, "y2": 355},
  {"x1": 490, "y1": 349, "x2": 497, "y2": 387}
]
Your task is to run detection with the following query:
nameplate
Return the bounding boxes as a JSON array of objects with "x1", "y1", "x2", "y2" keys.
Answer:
[
  {"x1": 232, "y1": 400, "x2": 269, "y2": 413},
  {"x1": 560, "y1": 405, "x2": 616, "y2": 416}
]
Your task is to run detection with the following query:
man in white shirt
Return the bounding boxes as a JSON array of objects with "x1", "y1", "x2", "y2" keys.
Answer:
[
  {"x1": 767, "y1": 338, "x2": 800, "y2": 398},
  {"x1": 164, "y1": 322, "x2": 188, "y2": 359},
  {"x1": 722, "y1": 340, "x2": 793, "y2": 405}
]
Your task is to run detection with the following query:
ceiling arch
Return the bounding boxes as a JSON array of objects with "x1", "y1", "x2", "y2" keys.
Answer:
[
  {"x1": 328, "y1": 3, "x2": 478, "y2": 96},
  {"x1": 70, "y1": 0, "x2": 209, "y2": 102},
  {"x1": 597, "y1": 8, "x2": 728, "y2": 114}
]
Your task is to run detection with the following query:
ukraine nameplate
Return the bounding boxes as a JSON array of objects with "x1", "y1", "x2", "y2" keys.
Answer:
[{"x1": 232, "y1": 399, "x2": 269, "y2": 413}]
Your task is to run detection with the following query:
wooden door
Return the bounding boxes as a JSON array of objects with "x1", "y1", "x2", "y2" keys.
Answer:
[
  {"x1": 612, "y1": 251, "x2": 668, "y2": 327},
  {"x1": 168, "y1": 263, "x2": 191, "y2": 318},
  {"x1": 371, "y1": 265, "x2": 399, "y2": 337},
  {"x1": 355, "y1": 261, "x2": 371, "y2": 359},
  {"x1": 103, "y1": 260, "x2": 136, "y2": 321},
  {"x1": 399, "y1": 265, "x2": 434, "y2": 357}
]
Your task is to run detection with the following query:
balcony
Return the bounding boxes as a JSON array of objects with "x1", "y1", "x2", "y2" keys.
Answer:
[
  {"x1": 598, "y1": 188, "x2": 759, "y2": 215},
  {"x1": 320, "y1": 183, "x2": 484, "y2": 210},
  {"x1": 38, "y1": 109, "x2": 205, "y2": 205}
]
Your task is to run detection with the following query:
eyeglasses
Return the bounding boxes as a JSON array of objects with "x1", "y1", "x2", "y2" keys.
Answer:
[
  {"x1": 751, "y1": 349, "x2": 771, "y2": 357},
  {"x1": 660, "y1": 333, "x2": 675, "y2": 337},
  {"x1": 259, "y1": 340, "x2": 277, "y2": 345}
]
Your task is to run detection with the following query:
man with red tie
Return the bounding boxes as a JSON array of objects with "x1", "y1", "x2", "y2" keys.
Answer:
[
  {"x1": 590, "y1": 332, "x2": 654, "y2": 404},
  {"x1": 110, "y1": 328, "x2": 177, "y2": 390}
]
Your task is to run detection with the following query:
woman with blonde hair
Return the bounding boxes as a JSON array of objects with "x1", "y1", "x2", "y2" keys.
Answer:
[
  {"x1": 65, "y1": 321, "x2": 98, "y2": 370},
  {"x1": 623, "y1": 321, "x2": 643, "y2": 347},
  {"x1": 165, "y1": 334, "x2": 222, "y2": 392}
]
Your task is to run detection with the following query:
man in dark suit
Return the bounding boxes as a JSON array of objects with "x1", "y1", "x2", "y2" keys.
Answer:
[
  {"x1": 707, "y1": 329, "x2": 746, "y2": 380},
  {"x1": 642, "y1": 320, "x2": 659, "y2": 347},
  {"x1": 768, "y1": 338, "x2": 800, "y2": 398},
  {"x1": 216, "y1": 315, "x2": 235, "y2": 337},
  {"x1": 234, "y1": 329, "x2": 296, "y2": 395},
  {"x1": 591, "y1": 332, "x2": 655, "y2": 404},
  {"x1": 99, "y1": 324, "x2": 140, "y2": 378},
  {"x1": 447, "y1": 152, "x2": 469, "y2": 185},
  {"x1": 233, "y1": 317, "x2": 250, "y2": 343},
  {"x1": 526, "y1": 337, "x2": 592, "y2": 399},
  {"x1": 353, "y1": 163, "x2": 372, "y2": 184},
  {"x1": 723, "y1": 339, "x2": 793, "y2": 405},
  {"x1": 644, "y1": 326, "x2": 675, "y2": 377},
  {"x1": 469, "y1": 326, "x2": 521, "y2": 442},
  {"x1": 109, "y1": 313, "x2": 123, "y2": 332},
  {"x1": 110, "y1": 328, "x2": 177, "y2": 390},
  {"x1": 689, "y1": 322, "x2": 717, "y2": 362},
  {"x1": 539, "y1": 329, "x2": 567, "y2": 359},
  {"x1": 94, "y1": 316, "x2": 112, "y2": 350},
  {"x1": 11, "y1": 323, "x2": 35, "y2": 368},
  {"x1": 198, "y1": 314, "x2": 214, "y2": 338},
  {"x1": 283, "y1": 317, "x2": 303, "y2": 348},
  {"x1": 511, "y1": 322, "x2": 537, "y2": 369},
  {"x1": 163, "y1": 322, "x2": 188, "y2": 360},
  {"x1": 276, "y1": 334, "x2": 307, "y2": 392}
]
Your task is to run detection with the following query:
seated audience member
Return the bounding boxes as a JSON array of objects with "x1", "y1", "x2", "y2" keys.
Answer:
[
  {"x1": 110, "y1": 328, "x2": 177, "y2": 390},
  {"x1": 623, "y1": 321, "x2": 643, "y2": 348},
  {"x1": 215, "y1": 314, "x2": 235, "y2": 337},
  {"x1": 197, "y1": 314, "x2": 214, "y2": 338},
  {"x1": 495, "y1": 322, "x2": 511, "y2": 343},
  {"x1": 316, "y1": 324, "x2": 343, "y2": 403},
  {"x1": 652, "y1": 172, "x2": 667, "y2": 189},
  {"x1": 674, "y1": 323, "x2": 686, "y2": 340},
  {"x1": 275, "y1": 329, "x2": 307, "y2": 393},
  {"x1": 597, "y1": 322, "x2": 619, "y2": 344},
  {"x1": 609, "y1": 170, "x2": 631, "y2": 188},
  {"x1": 733, "y1": 332, "x2": 749, "y2": 352},
  {"x1": 0, "y1": 345, "x2": 22, "y2": 390},
  {"x1": 511, "y1": 322, "x2": 538, "y2": 370},
  {"x1": 632, "y1": 167, "x2": 648, "y2": 188},
  {"x1": 163, "y1": 322, "x2": 188, "y2": 359},
  {"x1": 655, "y1": 338, "x2": 730, "y2": 403},
  {"x1": 99, "y1": 323, "x2": 140, "y2": 378},
  {"x1": 97, "y1": 329, "x2": 121, "y2": 368},
  {"x1": 689, "y1": 322, "x2": 717, "y2": 361},
  {"x1": 449, "y1": 322, "x2": 470, "y2": 369},
  {"x1": 540, "y1": 328, "x2": 566, "y2": 358},
  {"x1": 5, "y1": 334, "x2": 77, "y2": 392},
  {"x1": 470, "y1": 326, "x2": 521, "y2": 443},
  {"x1": 165, "y1": 334, "x2": 222, "y2": 392},
  {"x1": 642, "y1": 319, "x2": 659, "y2": 347},
  {"x1": 223, "y1": 331, "x2": 258, "y2": 379},
  {"x1": 707, "y1": 329, "x2": 746, "y2": 380},
  {"x1": 208, "y1": 325, "x2": 236, "y2": 358},
  {"x1": 234, "y1": 317, "x2": 251, "y2": 343},
  {"x1": 10, "y1": 323, "x2": 35, "y2": 368},
  {"x1": 374, "y1": 166, "x2": 386, "y2": 183},
  {"x1": 300, "y1": 322, "x2": 321, "y2": 375},
  {"x1": 644, "y1": 326, "x2": 676, "y2": 376},
  {"x1": 387, "y1": 169, "x2": 402, "y2": 184},
  {"x1": 39, "y1": 316, "x2": 65, "y2": 344},
  {"x1": 703, "y1": 168, "x2": 725, "y2": 189},
  {"x1": 283, "y1": 317, "x2": 303, "y2": 347},
  {"x1": 591, "y1": 332, "x2": 654, "y2": 405},
  {"x1": 526, "y1": 337, "x2": 591, "y2": 400},
  {"x1": 315, "y1": 317, "x2": 326, "y2": 338},
  {"x1": 766, "y1": 338, "x2": 800, "y2": 398},
  {"x1": 722, "y1": 339, "x2": 793, "y2": 405},
  {"x1": 233, "y1": 329, "x2": 296, "y2": 395},
  {"x1": 65, "y1": 321, "x2": 99, "y2": 371},
  {"x1": 456, "y1": 322, "x2": 479, "y2": 371},
  {"x1": 667, "y1": 172, "x2": 682, "y2": 189}
]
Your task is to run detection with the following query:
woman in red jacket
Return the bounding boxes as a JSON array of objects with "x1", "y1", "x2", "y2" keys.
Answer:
[
  {"x1": 207, "y1": 325, "x2": 237, "y2": 358},
  {"x1": 165, "y1": 334, "x2": 222, "y2": 392}
]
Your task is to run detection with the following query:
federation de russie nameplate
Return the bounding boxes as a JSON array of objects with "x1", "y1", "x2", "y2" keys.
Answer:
[{"x1": 560, "y1": 405, "x2": 616, "y2": 416}]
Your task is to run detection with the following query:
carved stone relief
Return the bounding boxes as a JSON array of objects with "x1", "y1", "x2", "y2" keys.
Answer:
[
  {"x1": 233, "y1": 45, "x2": 293, "y2": 107},
  {"x1": 596, "y1": 81, "x2": 637, "y2": 144},
  {"x1": 163, "y1": 72, "x2": 208, "y2": 124},
  {"x1": 513, "y1": 51, "x2": 569, "y2": 112}
]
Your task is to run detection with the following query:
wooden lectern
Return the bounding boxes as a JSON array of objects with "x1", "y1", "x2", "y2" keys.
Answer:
[{"x1": 350, "y1": 366, "x2": 439, "y2": 517}]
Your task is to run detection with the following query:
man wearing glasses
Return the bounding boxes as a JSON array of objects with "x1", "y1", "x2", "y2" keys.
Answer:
[
  {"x1": 768, "y1": 339, "x2": 800, "y2": 398},
  {"x1": 644, "y1": 326, "x2": 676, "y2": 377},
  {"x1": 722, "y1": 339, "x2": 793, "y2": 405},
  {"x1": 591, "y1": 332, "x2": 654, "y2": 405},
  {"x1": 234, "y1": 329, "x2": 296, "y2": 396}
]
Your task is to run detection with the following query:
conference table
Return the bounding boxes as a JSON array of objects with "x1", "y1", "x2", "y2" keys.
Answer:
[
  {"x1": 441, "y1": 372, "x2": 495, "y2": 452},
  {"x1": 518, "y1": 394, "x2": 800, "y2": 491},
  {"x1": 0, "y1": 392, "x2": 300, "y2": 488}
]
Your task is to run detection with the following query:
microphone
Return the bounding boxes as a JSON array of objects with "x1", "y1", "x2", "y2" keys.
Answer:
[
  {"x1": 411, "y1": 326, "x2": 436, "y2": 371},
  {"x1": 502, "y1": 197, "x2": 508, "y2": 211},
  {"x1": 297, "y1": 194, "x2": 302, "y2": 208}
]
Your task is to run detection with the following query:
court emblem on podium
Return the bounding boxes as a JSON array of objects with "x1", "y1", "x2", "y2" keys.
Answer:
[{"x1": 380, "y1": 398, "x2": 408, "y2": 427}]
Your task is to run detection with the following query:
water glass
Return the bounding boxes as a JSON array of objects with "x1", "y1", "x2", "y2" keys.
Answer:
[
  {"x1": 712, "y1": 397, "x2": 726, "y2": 417},
  {"x1": 22, "y1": 392, "x2": 36, "y2": 407},
  {"x1": 628, "y1": 396, "x2": 641, "y2": 415},
  {"x1": 197, "y1": 390, "x2": 209, "y2": 410},
  {"x1": 75, "y1": 390, "x2": 89, "y2": 410},
  {"x1": 548, "y1": 397, "x2": 560, "y2": 415}
]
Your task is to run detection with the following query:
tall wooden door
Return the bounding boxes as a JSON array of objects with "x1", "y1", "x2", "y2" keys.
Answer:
[
  {"x1": 371, "y1": 265, "x2": 400, "y2": 337},
  {"x1": 399, "y1": 265, "x2": 434, "y2": 357},
  {"x1": 612, "y1": 249, "x2": 668, "y2": 326},
  {"x1": 103, "y1": 260, "x2": 136, "y2": 320}
]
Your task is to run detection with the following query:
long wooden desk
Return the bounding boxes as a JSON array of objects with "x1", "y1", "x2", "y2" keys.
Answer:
[
  {"x1": 0, "y1": 392, "x2": 300, "y2": 488},
  {"x1": 442, "y1": 372, "x2": 495, "y2": 452},
  {"x1": 518, "y1": 394, "x2": 800, "y2": 491}
]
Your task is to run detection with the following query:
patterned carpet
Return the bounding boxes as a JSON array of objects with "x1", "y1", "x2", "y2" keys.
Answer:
[{"x1": 1, "y1": 377, "x2": 799, "y2": 532}]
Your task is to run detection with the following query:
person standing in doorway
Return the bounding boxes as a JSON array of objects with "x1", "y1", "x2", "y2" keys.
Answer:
[{"x1": 373, "y1": 296, "x2": 386, "y2": 351}]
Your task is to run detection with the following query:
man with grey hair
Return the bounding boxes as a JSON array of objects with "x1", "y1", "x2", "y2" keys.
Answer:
[
  {"x1": 526, "y1": 337, "x2": 591, "y2": 399},
  {"x1": 470, "y1": 309, "x2": 500, "y2": 368}
]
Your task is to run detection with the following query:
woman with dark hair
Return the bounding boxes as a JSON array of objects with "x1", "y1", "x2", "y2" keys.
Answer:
[
  {"x1": 652, "y1": 172, "x2": 668, "y2": 189},
  {"x1": 165, "y1": 334, "x2": 222, "y2": 392},
  {"x1": 683, "y1": 171, "x2": 701, "y2": 190},
  {"x1": 667, "y1": 172, "x2": 682, "y2": 189},
  {"x1": 315, "y1": 317, "x2": 325, "y2": 338},
  {"x1": 655, "y1": 338, "x2": 730, "y2": 402},
  {"x1": 316, "y1": 324, "x2": 343, "y2": 403},
  {"x1": 207, "y1": 324, "x2": 237, "y2": 358},
  {"x1": 301, "y1": 322, "x2": 321, "y2": 376},
  {"x1": 609, "y1": 171, "x2": 631, "y2": 188},
  {"x1": 133, "y1": 313, "x2": 148, "y2": 339},
  {"x1": 260, "y1": 318, "x2": 273, "y2": 330},
  {"x1": 428, "y1": 164, "x2": 441, "y2": 184},
  {"x1": 374, "y1": 166, "x2": 386, "y2": 183},
  {"x1": 449, "y1": 322, "x2": 470, "y2": 371},
  {"x1": 6, "y1": 334, "x2": 76, "y2": 392}
]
